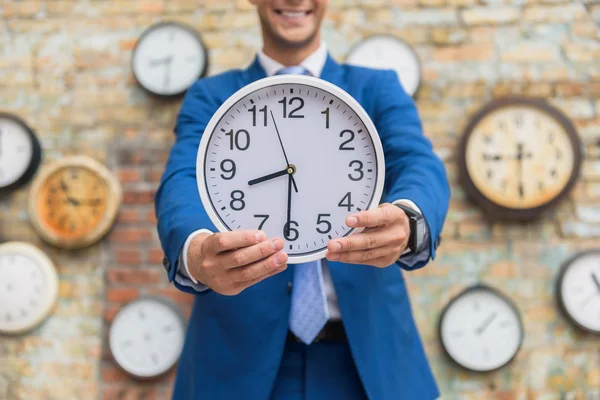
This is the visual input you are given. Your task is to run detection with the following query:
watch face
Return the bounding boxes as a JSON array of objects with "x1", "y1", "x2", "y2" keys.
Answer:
[
  {"x1": 0, "y1": 113, "x2": 41, "y2": 191},
  {"x1": 439, "y1": 285, "x2": 524, "y2": 372},
  {"x1": 132, "y1": 22, "x2": 208, "y2": 96},
  {"x1": 197, "y1": 75, "x2": 385, "y2": 263},
  {"x1": 557, "y1": 250, "x2": 600, "y2": 333}
]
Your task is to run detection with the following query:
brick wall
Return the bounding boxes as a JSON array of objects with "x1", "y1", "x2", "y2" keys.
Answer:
[{"x1": 0, "y1": 1, "x2": 599, "y2": 399}]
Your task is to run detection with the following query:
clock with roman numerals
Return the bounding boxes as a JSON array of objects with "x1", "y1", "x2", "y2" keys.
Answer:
[
  {"x1": 0, "y1": 242, "x2": 59, "y2": 335},
  {"x1": 28, "y1": 155, "x2": 122, "y2": 249},
  {"x1": 458, "y1": 97, "x2": 582, "y2": 221},
  {"x1": 196, "y1": 75, "x2": 385, "y2": 263},
  {"x1": 109, "y1": 296, "x2": 186, "y2": 379}
]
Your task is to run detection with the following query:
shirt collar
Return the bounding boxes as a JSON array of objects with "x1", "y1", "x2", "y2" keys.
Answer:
[{"x1": 257, "y1": 41, "x2": 328, "y2": 77}]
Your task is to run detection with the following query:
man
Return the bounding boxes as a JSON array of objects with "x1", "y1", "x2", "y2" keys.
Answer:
[{"x1": 155, "y1": 0, "x2": 450, "y2": 398}]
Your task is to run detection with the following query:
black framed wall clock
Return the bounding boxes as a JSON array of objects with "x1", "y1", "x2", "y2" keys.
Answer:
[
  {"x1": 132, "y1": 21, "x2": 209, "y2": 97},
  {"x1": 0, "y1": 112, "x2": 42, "y2": 195},
  {"x1": 458, "y1": 97, "x2": 582, "y2": 221},
  {"x1": 438, "y1": 284, "x2": 525, "y2": 373},
  {"x1": 556, "y1": 249, "x2": 600, "y2": 334},
  {"x1": 345, "y1": 34, "x2": 422, "y2": 97},
  {"x1": 108, "y1": 296, "x2": 186, "y2": 380}
]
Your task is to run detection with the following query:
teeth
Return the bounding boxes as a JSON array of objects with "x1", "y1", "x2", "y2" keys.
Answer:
[{"x1": 281, "y1": 11, "x2": 306, "y2": 18}]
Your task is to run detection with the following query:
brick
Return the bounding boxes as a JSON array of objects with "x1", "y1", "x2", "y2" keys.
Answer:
[
  {"x1": 430, "y1": 28, "x2": 468, "y2": 45},
  {"x1": 432, "y1": 45, "x2": 495, "y2": 62},
  {"x1": 117, "y1": 209, "x2": 141, "y2": 224},
  {"x1": 524, "y1": 4, "x2": 587, "y2": 23},
  {"x1": 113, "y1": 249, "x2": 143, "y2": 265},
  {"x1": 110, "y1": 228, "x2": 153, "y2": 243},
  {"x1": 563, "y1": 40, "x2": 600, "y2": 63},
  {"x1": 575, "y1": 204, "x2": 600, "y2": 223},
  {"x1": 550, "y1": 98, "x2": 595, "y2": 119},
  {"x1": 101, "y1": 365, "x2": 130, "y2": 383},
  {"x1": 101, "y1": 386, "x2": 157, "y2": 400},
  {"x1": 123, "y1": 189, "x2": 156, "y2": 204},
  {"x1": 107, "y1": 268, "x2": 161, "y2": 285},
  {"x1": 1, "y1": 1, "x2": 42, "y2": 17},
  {"x1": 149, "y1": 287, "x2": 195, "y2": 306},
  {"x1": 462, "y1": 7, "x2": 520, "y2": 26},
  {"x1": 501, "y1": 42, "x2": 559, "y2": 63},
  {"x1": 147, "y1": 210, "x2": 158, "y2": 225},
  {"x1": 118, "y1": 168, "x2": 142, "y2": 183},
  {"x1": 138, "y1": 0, "x2": 164, "y2": 13},
  {"x1": 148, "y1": 248, "x2": 165, "y2": 265},
  {"x1": 106, "y1": 288, "x2": 140, "y2": 304},
  {"x1": 587, "y1": 183, "x2": 600, "y2": 198},
  {"x1": 147, "y1": 168, "x2": 165, "y2": 183},
  {"x1": 103, "y1": 305, "x2": 120, "y2": 324},
  {"x1": 396, "y1": 9, "x2": 459, "y2": 26}
]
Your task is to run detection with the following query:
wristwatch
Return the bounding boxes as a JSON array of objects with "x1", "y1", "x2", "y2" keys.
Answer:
[{"x1": 394, "y1": 203, "x2": 427, "y2": 253}]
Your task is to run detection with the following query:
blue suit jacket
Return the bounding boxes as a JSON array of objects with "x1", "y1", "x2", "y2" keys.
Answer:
[{"x1": 156, "y1": 54, "x2": 450, "y2": 400}]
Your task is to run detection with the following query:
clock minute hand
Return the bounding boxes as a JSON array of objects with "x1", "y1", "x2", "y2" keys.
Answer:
[
  {"x1": 475, "y1": 311, "x2": 498, "y2": 335},
  {"x1": 269, "y1": 110, "x2": 291, "y2": 166},
  {"x1": 591, "y1": 273, "x2": 600, "y2": 295},
  {"x1": 285, "y1": 173, "x2": 292, "y2": 239},
  {"x1": 248, "y1": 168, "x2": 289, "y2": 186}
]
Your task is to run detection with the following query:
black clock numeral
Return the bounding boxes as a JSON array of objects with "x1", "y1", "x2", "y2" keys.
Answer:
[
  {"x1": 321, "y1": 107, "x2": 330, "y2": 129},
  {"x1": 316, "y1": 214, "x2": 332, "y2": 234},
  {"x1": 220, "y1": 159, "x2": 236, "y2": 180},
  {"x1": 338, "y1": 192, "x2": 354, "y2": 212},
  {"x1": 513, "y1": 112, "x2": 524, "y2": 128},
  {"x1": 225, "y1": 129, "x2": 250, "y2": 151},
  {"x1": 283, "y1": 220, "x2": 299, "y2": 241},
  {"x1": 279, "y1": 96, "x2": 304, "y2": 118},
  {"x1": 230, "y1": 190, "x2": 245, "y2": 211},
  {"x1": 249, "y1": 105, "x2": 268, "y2": 127},
  {"x1": 339, "y1": 129, "x2": 355, "y2": 150},
  {"x1": 348, "y1": 160, "x2": 364, "y2": 181},
  {"x1": 254, "y1": 214, "x2": 270, "y2": 230}
]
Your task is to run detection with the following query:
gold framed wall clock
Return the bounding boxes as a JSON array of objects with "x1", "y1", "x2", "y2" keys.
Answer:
[
  {"x1": 28, "y1": 155, "x2": 122, "y2": 249},
  {"x1": 458, "y1": 97, "x2": 582, "y2": 221}
]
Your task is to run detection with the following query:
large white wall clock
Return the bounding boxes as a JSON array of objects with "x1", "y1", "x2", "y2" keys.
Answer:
[
  {"x1": 438, "y1": 284, "x2": 524, "y2": 373},
  {"x1": 109, "y1": 296, "x2": 186, "y2": 379},
  {"x1": 196, "y1": 75, "x2": 385, "y2": 263},
  {"x1": 346, "y1": 35, "x2": 422, "y2": 97},
  {"x1": 132, "y1": 22, "x2": 208, "y2": 97},
  {"x1": 556, "y1": 250, "x2": 600, "y2": 334},
  {"x1": 0, "y1": 242, "x2": 59, "y2": 335},
  {"x1": 0, "y1": 113, "x2": 42, "y2": 195}
]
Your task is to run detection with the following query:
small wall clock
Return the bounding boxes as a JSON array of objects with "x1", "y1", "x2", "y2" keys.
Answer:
[
  {"x1": 345, "y1": 35, "x2": 422, "y2": 97},
  {"x1": 0, "y1": 112, "x2": 42, "y2": 194},
  {"x1": 556, "y1": 249, "x2": 600, "y2": 334},
  {"x1": 28, "y1": 155, "x2": 122, "y2": 250},
  {"x1": 196, "y1": 75, "x2": 385, "y2": 264},
  {"x1": 109, "y1": 296, "x2": 186, "y2": 379},
  {"x1": 438, "y1": 284, "x2": 524, "y2": 373},
  {"x1": 458, "y1": 97, "x2": 582, "y2": 221},
  {"x1": 132, "y1": 21, "x2": 208, "y2": 97},
  {"x1": 0, "y1": 242, "x2": 59, "y2": 335}
]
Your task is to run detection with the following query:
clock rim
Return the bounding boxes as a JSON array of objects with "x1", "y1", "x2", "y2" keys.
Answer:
[
  {"x1": 457, "y1": 96, "x2": 583, "y2": 222},
  {"x1": 131, "y1": 21, "x2": 209, "y2": 98},
  {"x1": 27, "y1": 155, "x2": 123, "y2": 250},
  {"x1": 437, "y1": 283, "x2": 525, "y2": 373},
  {"x1": 108, "y1": 295, "x2": 187, "y2": 380},
  {"x1": 0, "y1": 241, "x2": 59, "y2": 335},
  {"x1": 0, "y1": 112, "x2": 42, "y2": 195},
  {"x1": 345, "y1": 33, "x2": 422, "y2": 98},
  {"x1": 196, "y1": 74, "x2": 386, "y2": 264},
  {"x1": 555, "y1": 249, "x2": 600, "y2": 335}
]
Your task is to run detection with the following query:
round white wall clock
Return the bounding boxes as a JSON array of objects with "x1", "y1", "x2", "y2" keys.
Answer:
[
  {"x1": 132, "y1": 22, "x2": 208, "y2": 97},
  {"x1": 0, "y1": 113, "x2": 42, "y2": 194},
  {"x1": 196, "y1": 75, "x2": 385, "y2": 264},
  {"x1": 556, "y1": 250, "x2": 600, "y2": 334},
  {"x1": 346, "y1": 35, "x2": 422, "y2": 97},
  {"x1": 438, "y1": 284, "x2": 524, "y2": 372},
  {"x1": 0, "y1": 242, "x2": 59, "y2": 335},
  {"x1": 109, "y1": 296, "x2": 186, "y2": 379}
]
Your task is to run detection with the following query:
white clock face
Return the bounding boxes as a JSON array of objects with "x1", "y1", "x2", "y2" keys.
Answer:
[
  {"x1": 0, "y1": 242, "x2": 58, "y2": 334},
  {"x1": 109, "y1": 297, "x2": 186, "y2": 379},
  {"x1": 559, "y1": 251, "x2": 600, "y2": 333},
  {"x1": 346, "y1": 35, "x2": 421, "y2": 97},
  {"x1": 0, "y1": 116, "x2": 35, "y2": 188},
  {"x1": 440, "y1": 287, "x2": 523, "y2": 372},
  {"x1": 132, "y1": 23, "x2": 207, "y2": 96},
  {"x1": 197, "y1": 76, "x2": 385, "y2": 263}
]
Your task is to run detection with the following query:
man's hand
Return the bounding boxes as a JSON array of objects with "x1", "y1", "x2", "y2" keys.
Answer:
[
  {"x1": 325, "y1": 203, "x2": 410, "y2": 268},
  {"x1": 187, "y1": 230, "x2": 288, "y2": 296}
]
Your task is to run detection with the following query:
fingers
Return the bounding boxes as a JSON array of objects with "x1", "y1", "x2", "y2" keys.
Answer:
[
  {"x1": 220, "y1": 237, "x2": 285, "y2": 270},
  {"x1": 328, "y1": 228, "x2": 407, "y2": 253},
  {"x1": 326, "y1": 245, "x2": 398, "y2": 264},
  {"x1": 344, "y1": 203, "x2": 404, "y2": 229},
  {"x1": 205, "y1": 230, "x2": 267, "y2": 254},
  {"x1": 227, "y1": 250, "x2": 288, "y2": 284}
]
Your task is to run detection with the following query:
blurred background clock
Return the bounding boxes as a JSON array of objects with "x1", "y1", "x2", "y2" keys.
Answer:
[
  {"x1": 556, "y1": 250, "x2": 600, "y2": 334},
  {"x1": 0, "y1": 242, "x2": 59, "y2": 335},
  {"x1": 28, "y1": 155, "x2": 122, "y2": 250},
  {"x1": 346, "y1": 34, "x2": 422, "y2": 97},
  {"x1": 0, "y1": 113, "x2": 42, "y2": 194},
  {"x1": 109, "y1": 296, "x2": 186, "y2": 379},
  {"x1": 438, "y1": 284, "x2": 524, "y2": 372},
  {"x1": 132, "y1": 22, "x2": 208, "y2": 97},
  {"x1": 458, "y1": 97, "x2": 582, "y2": 221}
]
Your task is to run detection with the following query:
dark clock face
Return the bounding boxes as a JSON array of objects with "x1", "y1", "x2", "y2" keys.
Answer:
[
  {"x1": 459, "y1": 98, "x2": 582, "y2": 220},
  {"x1": 0, "y1": 113, "x2": 41, "y2": 193}
]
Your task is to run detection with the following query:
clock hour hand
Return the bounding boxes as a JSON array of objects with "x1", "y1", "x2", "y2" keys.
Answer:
[
  {"x1": 248, "y1": 168, "x2": 289, "y2": 186},
  {"x1": 475, "y1": 311, "x2": 498, "y2": 335},
  {"x1": 65, "y1": 196, "x2": 80, "y2": 207},
  {"x1": 591, "y1": 273, "x2": 600, "y2": 295},
  {"x1": 148, "y1": 56, "x2": 173, "y2": 67}
]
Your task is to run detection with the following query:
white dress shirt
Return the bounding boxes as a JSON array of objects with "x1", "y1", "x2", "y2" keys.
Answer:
[{"x1": 174, "y1": 42, "x2": 431, "y2": 321}]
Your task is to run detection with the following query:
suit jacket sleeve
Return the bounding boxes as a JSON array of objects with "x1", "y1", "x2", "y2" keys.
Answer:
[
  {"x1": 374, "y1": 70, "x2": 450, "y2": 270},
  {"x1": 155, "y1": 80, "x2": 219, "y2": 293}
]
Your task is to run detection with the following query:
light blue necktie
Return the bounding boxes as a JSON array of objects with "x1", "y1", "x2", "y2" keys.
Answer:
[{"x1": 275, "y1": 65, "x2": 329, "y2": 344}]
